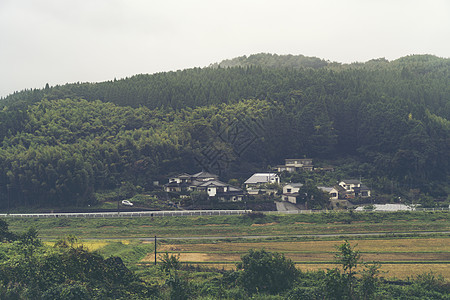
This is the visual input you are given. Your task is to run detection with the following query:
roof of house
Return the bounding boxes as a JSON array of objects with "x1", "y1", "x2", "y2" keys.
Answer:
[
  {"x1": 284, "y1": 183, "x2": 304, "y2": 188},
  {"x1": 317, "y1": 186, "x2": 334, "y2": 193},
  {"x1": 191, "y1": 171, "x2": 219, "y2": 179},
  {"x1": 177, "y1": 173, "x2": 191, "y2": 178},
  {"x1": 228, "y1": 186, "x2": 243, "y2": 192},
  {"x1": 359, "y1": 184, "x2": 370, "y2": 191},
  {"x1": 340, "y1": 179, "x2": 362, "y2": 185},
  {"x1": 189, "y1": 180, "x2": 204, "y2": 187},
  {"x1": 334, "y1": 185, "x2": 347, "y2": 192},
  {"x1": 244, "y1": 173, "x2": 279, "y2": 184},
  {"x1": 285, "y1": 158, "x2": 312, "y2": 161},
  {"x1": 197, "y1": 180, "x2": 228, "y2": 187}
]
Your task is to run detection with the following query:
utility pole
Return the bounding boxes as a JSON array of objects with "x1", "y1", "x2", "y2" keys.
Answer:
[
  {"x1": 7, "y1": 184, "x2": 10, "y2": 215},
  {"x1": 154, "y1": 235, "x2": 157, "y2": 265}
]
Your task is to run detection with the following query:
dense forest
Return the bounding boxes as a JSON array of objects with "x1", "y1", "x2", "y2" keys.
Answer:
[{"x1": 0, "y1": 53, "x2": 449, "y2": 208}]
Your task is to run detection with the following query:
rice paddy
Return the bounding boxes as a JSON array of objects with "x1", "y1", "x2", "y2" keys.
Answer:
[{"x1": 141, "y1": 237, "x2": 450, "y2": 280}]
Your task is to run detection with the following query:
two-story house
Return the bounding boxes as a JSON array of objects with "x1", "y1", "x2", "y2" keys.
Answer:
[
  {"x1": 338, "y1": 179, "x2": 371, "y2": 198},
  {"x1": 244, "y1": 173, "x2": 280, "y2": 195},
  {"x1": 275, "y1": 158, "x2": 314, "y2": 172}
]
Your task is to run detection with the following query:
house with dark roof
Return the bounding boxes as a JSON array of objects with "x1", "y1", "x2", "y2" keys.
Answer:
[
  {"x1": 194, "y1": 180, "x2": 244, "y2": 202},
  {"x1": 317, "y1": 186, "x2": 343, "y2": 200},
  {"x1": 338, "y1": 180, "x2": 371, "y2": 198},
  {"x1": 165, "y1": 172, "x2": 244, "y2": 202}
]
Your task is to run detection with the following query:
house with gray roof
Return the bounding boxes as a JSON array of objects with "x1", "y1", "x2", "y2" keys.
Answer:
[
  {"x1": 244, "y1": 173, "x2": 280, "y2": 195},
  {"x1": 165, "y1": 172, "x2": 243, "y2": 201}
]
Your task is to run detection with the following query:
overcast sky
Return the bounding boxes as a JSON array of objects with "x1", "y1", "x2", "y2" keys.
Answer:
[{"x1": 1, "y1": 0, "x2": 449, "y2": 98}]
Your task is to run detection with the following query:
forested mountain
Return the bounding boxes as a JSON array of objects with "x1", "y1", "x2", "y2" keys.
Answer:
[{"x1": 0, "y1": 53, "x2": 449, "y2": 208}]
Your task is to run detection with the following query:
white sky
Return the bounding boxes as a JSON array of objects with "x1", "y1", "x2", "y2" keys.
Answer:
[{"x1": 1, "y1": 0, "x2": 449, "y2": 97}]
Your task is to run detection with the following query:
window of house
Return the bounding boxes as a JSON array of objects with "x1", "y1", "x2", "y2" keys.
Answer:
[{"x1": 287, "y1": 188, "x2": 291, "y2": 193}]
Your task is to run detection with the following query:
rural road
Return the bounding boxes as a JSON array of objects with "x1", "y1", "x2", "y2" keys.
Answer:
[
  {"x1": 139, "y1": 231, "x2": 450, "y2": 242},
  {"x1": 275, "y1": 201, "x2": 300, "y2": 211}
]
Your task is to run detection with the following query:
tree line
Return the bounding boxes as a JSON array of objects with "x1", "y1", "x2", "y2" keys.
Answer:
[{"x1": 0, "y1": 54, "x2": 448, "y2": 208}]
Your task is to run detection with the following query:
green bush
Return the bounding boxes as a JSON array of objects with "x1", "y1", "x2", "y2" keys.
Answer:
[{"x1": 236, "y1": 249, "x2": 299, "y2": 295}]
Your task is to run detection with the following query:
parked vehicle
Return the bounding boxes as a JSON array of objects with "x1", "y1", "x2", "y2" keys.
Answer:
[{"x1": 121, "y1": 200, "x2": 133, "y2": 206}]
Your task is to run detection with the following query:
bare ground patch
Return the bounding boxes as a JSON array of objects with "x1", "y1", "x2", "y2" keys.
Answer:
[{"x1": 251, "y1": 222, "x2": 279, "y2": 227}]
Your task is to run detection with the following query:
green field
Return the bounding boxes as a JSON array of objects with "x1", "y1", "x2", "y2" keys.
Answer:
[
  {"x1": 3, "y1": 211, "x2": 449, "y2": 281},
  {"x1": 4, "y1": 211, "x2": 449, "y2": 239}
]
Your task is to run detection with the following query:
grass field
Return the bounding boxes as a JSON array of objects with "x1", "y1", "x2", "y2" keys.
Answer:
[
  {"x1": 3, "y1": 211, "x2": 449, "y2": 280},
  {"x1": 4, "y1": 211, "x2": 450, "y2": 239}
]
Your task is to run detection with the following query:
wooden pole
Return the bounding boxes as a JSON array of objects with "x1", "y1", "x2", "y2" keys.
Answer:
[{"x1": 154, "y1": 235, "x2": 157, "y2": 265}]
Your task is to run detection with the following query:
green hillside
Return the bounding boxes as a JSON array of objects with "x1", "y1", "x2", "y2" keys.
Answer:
[{"x1": 0, "y1": 53, "x2": 449, "y2": 208}]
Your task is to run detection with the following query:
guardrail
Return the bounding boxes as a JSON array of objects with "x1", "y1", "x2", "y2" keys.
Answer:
[
  {"x1": 0, "y1": 210, "x2": 252, "y2": 218},
  {"x1": 263, "y1": 207, "x2": 450, "y2": 214},
  {"x1": 0, "y1": 207, "x2": 448, "y2": 218}
]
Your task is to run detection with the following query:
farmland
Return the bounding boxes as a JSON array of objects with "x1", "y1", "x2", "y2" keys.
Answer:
[
  {"x1": 6, "y1": 211, "x2": 448, "y2": 281},
  {"x1": 136, "y1": 237, "x2": 449, "y2": 280},
  {"x1": 4, "y1": 210, "x2": 449, "y2": 239}
]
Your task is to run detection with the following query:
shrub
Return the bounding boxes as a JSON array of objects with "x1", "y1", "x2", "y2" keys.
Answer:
[{"x1": 236, "y1": 249, "x2": 299, "y2": 295}]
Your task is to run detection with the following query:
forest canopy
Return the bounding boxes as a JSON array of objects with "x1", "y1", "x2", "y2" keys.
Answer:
[{"x1": 0, "y1": 53, "x2": 449, "y2": 208}]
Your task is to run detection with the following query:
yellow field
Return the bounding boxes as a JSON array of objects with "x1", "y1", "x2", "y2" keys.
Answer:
[
  {"x1": 297, "y1": 263, "x2": 450, "y2": 280},
  {"x1": 143, "y1": 237, "x2": 450, "y2": 280},
  {"x1": 44, "y1": 240, "x2": 110, "y2": 251},
  {"x1": 155, "y1": 238, "x2": 449, "y2": 253}
]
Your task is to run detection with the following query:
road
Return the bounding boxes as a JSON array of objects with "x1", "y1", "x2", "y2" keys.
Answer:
[
  {"x1": 138, "y1": 231, "x2": 450, "y2": 242},
  {"x1": 275, "y1": 201, "x2": 301, "y2": 212}
]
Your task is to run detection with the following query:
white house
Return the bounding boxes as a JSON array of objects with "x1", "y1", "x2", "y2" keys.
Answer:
[
  {"x1": 338, "y1": 180, "x2": 371, "y2": 198},
  {"x1": 244, "y1": 173, "x2": 280, "y2": 195},
  {"x1": 282, "y1": 183, "x2": 304, "y2": 194},
  {"x1": 282, "y1": 183, "x2": 303, "y2": 204},
  {"x1": 245, "y1": 173, "x2": 280, "y2": 188}
]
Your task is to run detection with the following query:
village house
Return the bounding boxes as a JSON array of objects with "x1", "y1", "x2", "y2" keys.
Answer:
[
  {"x1": 317, "y1": 186, "x2": 341, "y2": 200},
  {"x1": 194, "y1": 180, "x2": 244, "y2": 202},
  {"x1": 275, "y1": 158, "x2": 314, "y2": 172},
  {"x1": 244, "y1": 173, "x2": 280, "y2": 195},
  {"x1": 338, "y1": 179, "x2": 371, "y2": 198},
  {"x1": 282, "y1": 183, "x2": 303, "y2": 204},
  {"x1": 165, "y1": 171, "x2": 244, "y2": 202}
]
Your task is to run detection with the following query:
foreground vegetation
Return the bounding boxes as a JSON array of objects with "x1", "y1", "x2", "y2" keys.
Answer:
[{"x1": 1, "y1": 217, "x2": 449, "y2": 299}]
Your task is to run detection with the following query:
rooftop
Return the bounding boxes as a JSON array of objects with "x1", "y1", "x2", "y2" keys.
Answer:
[{"x1": 244, "y1": 173, "x2": 279, "y2": 184}]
